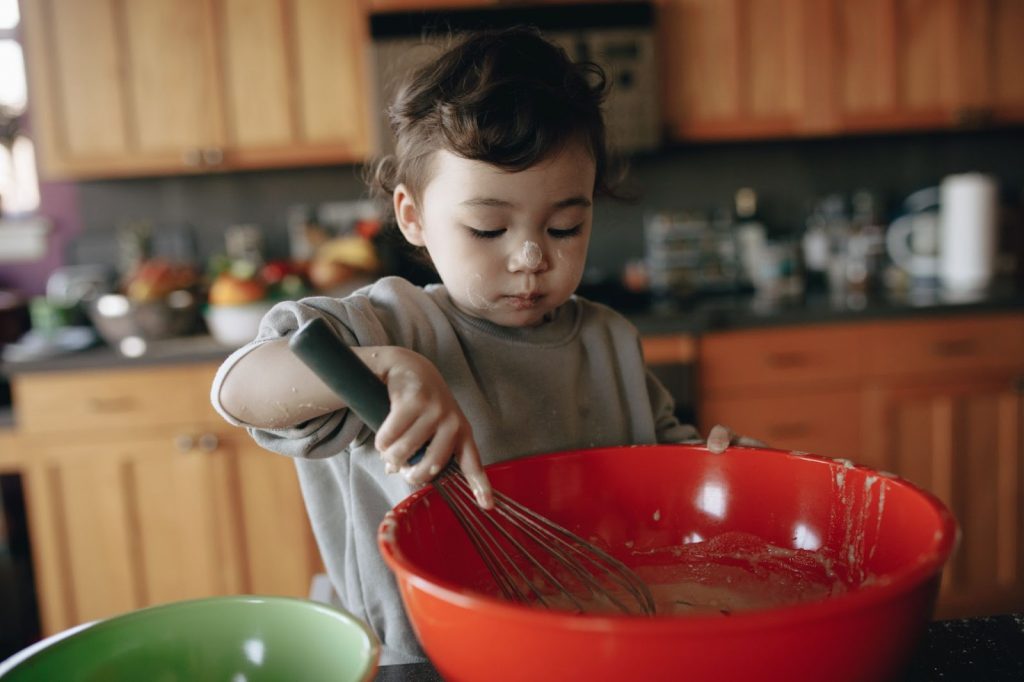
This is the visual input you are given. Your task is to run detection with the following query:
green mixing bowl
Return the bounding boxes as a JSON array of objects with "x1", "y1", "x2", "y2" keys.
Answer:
[{"x1": 0, "y1": 596, "x2": 379, "y2": 681}]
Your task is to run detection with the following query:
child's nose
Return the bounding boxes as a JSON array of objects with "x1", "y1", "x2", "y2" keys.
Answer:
[{"x1": 507, "y1": 240, "x2": 548, "y2": 273}]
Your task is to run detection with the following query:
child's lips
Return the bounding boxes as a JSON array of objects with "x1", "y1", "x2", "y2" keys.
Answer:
[{"x1": 505, "y1": 292, "x2": 544, "y2": 310}]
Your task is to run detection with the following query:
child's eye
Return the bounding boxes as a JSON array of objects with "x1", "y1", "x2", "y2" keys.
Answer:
[
  {"x1": 548, "y1": 224, "x2": 583, "y2": 239},
  {"x1": 466, "y1": 226, "x2": 506, "y2": 239}
]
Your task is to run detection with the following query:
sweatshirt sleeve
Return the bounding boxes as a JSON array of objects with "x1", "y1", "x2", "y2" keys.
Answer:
[
  {"x1": 210, "y1": 287, "x2": 395, "y2": 460},
  {"x1": 646, "y1": 369, "x2": 701, "y2": 444}
]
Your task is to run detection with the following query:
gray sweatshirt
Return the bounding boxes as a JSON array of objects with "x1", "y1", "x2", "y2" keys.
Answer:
[{"x1": 210, "y1": 276, "x2": 697, "y2": 664}]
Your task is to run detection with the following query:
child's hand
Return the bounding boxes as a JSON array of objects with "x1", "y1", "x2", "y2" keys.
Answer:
[
  {"x1": 705, "y1": 424, "x2": 766, "y2": 454},
  {"x1": 366, "y1": 346, "x2": 494, "y2": 509}
]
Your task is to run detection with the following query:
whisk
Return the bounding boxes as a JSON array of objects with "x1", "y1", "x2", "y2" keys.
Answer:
[{"x1": 290, "y1": 317, "x2": 655, "y2": 616}]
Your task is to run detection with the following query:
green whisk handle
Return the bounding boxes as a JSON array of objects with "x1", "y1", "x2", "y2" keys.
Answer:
[{"x1": 288, "y1": 317, "x2": 426, "y2": 465}]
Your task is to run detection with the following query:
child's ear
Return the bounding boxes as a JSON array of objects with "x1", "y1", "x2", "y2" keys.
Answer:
[{"x1": 394, "y1": 184, "x2": 425, "y2": 247}]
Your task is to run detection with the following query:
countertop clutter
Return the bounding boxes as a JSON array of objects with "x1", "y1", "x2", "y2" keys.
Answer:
[{"x1": 3, "y1": 284, "x2": 1023, "y2": 376}]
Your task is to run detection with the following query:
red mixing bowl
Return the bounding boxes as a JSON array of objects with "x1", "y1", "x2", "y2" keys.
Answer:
[{"x1": 378, "y1": 445, "x2": 956, "y2": 682}]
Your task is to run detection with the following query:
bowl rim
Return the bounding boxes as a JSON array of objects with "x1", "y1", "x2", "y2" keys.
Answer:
[
  {"x1": 0, "y1": 595, "x2": 381, "y2": 680},
  {"x1": 377, "y1": 444, "x2": 958, "y2": 633}
]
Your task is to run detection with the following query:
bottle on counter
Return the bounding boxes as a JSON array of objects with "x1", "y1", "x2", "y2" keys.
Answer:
[{"x1": 733, "y1": 188, "x2": 767, "y2": 290}]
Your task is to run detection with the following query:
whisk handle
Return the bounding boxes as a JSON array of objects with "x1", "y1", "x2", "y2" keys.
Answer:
[{"x1": 288, "y1": 317, "x2": 425, "y2": 464}]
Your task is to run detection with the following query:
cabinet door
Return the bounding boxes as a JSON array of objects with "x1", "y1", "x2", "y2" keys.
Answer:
[
  {"x1": 121, "y1": 0, "x2": 223, "y2": 162},
  {"x1": 231, "y1": 435, "x2": 323, "y2": 597},
  {"x1": 863, "y1": 374, "x2": 1024, "y2": 619},
  {"x1": 700, "y1": 387, "x2": 864, "y2": 461},
  {"x1": 22, "y1": 0, "x2": 223, "y2": 178},
  {"x1": 22, "y1": 430, "x2": 245, "y2": 635},
  {"x1": 21, "y1": 0, "x2": 133, "y2": 176},
  {"x1": 214, "y1": 0, "x2": 371, "y2": 168},
  {"x1": 657, "y1": 0, "x2": 808, "y2": 140},
  {"x1": 832, "y1": 0, "x2": 969, "y2": 131},
  {"x1": 991, "y1": 0, "x2": 1024, "y2": 122}
]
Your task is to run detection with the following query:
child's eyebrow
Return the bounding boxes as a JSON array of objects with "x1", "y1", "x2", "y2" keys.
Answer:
[{"x1": 460, "y1": 196, "x2": 592, "y2": 209}]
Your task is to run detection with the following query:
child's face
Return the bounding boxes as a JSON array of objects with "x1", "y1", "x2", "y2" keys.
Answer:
[{"x1": 395, "y1": 142, "x2": 596, "y2": 327}]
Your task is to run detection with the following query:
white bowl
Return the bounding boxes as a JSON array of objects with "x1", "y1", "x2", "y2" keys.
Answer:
[{"x1": 204, "y1": 301, "x2": 276, "y2": 347}]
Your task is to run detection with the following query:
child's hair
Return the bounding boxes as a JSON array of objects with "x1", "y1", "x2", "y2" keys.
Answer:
[{"x1": 368, "y1": 26, "x2": 616, "y2": 216}]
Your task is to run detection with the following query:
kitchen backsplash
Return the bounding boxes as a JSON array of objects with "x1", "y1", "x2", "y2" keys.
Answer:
[{"x1": 10, "y1": 126, "x2": 1024, "y2": 295}]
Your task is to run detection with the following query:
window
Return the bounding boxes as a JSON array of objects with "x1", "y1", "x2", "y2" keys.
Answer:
[{"x1": 0, "y1": 0, "x2": 39, "y2": 216}]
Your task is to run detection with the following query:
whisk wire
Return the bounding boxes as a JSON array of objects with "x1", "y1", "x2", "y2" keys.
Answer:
[
  {"x1": 434, "y1": 478, "x2": 548, "y2": 605},
  {"x1": 435, "y1": 463, "x2": 656, "y2": 616},
  {"x1": 438, "y1": 473, "x2": 589, "y2": 612}
]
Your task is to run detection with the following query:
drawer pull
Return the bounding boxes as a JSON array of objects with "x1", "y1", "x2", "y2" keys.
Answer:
[
  {"x1": 765, "y1": 352, "x2": 811, "y2": 369},
  {"x1": 88, "y1": 396, "x2": 138, "y2": 413},
  {"x1": 197, "y1": 433, "x2": 219, "y2": 453},
  {"x1": 174, "y1": 434, "x2": 195, "y2": 452},
  {"x1": 931, "y1": 339, "x2": 979, "y2": 357},
  {"x1": 767, "y1": 422, "x2": 812, "y2": 440}
]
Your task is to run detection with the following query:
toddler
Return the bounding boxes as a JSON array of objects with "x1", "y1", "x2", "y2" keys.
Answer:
[{"x1": 211, "y1": 27, "x2": 756, "y2": 664}]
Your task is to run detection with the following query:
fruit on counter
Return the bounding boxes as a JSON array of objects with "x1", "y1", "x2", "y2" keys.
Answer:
[
  {"x1": 308, "y1": 236, "x2": 381, "y2": 292},
  {"x1": 208, "y1": 273, "x2": 268, "y2": 306},
  {"x1": 124, "y1": 259, "x2": 199, "y2": 302}
]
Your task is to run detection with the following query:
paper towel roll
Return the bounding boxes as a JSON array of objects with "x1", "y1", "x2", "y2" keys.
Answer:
[{"x1": 939, "y1": 173, "x2": 998, "y2": 294}]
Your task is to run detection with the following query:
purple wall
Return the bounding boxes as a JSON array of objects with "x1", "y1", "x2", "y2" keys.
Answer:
[{"x1": 0, "y1": 180, "x2": 82, "y2": 296}]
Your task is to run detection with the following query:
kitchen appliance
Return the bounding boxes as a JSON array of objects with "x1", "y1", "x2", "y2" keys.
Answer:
[
  {"x1": 289, "y1": 318, "x2": 654, "y2": 616},
  {"x1": 886, "y1": 173, "x2": 999, "y2": 294},
  {"x1": 369, "y1": 2, "x2": 660, "y2": 155},
  {"x1": 379, "y1": 444, "x2": 955, "y2": 682},
  {"x1": 939, "y1": 173, "x2": 999, "y2": 294},
  {"x1": 0, "y1": 596, "x2": 379, "y2": 681}
]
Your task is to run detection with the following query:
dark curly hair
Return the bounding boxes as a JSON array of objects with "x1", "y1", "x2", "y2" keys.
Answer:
[{"x1": 368, "y1": 27, "x2": 617, "y2": 219}]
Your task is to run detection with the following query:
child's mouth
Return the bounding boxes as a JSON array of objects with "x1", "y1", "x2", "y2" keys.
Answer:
[{"x1": 505, "y1": 293, "x2": 544, "y2": 310}]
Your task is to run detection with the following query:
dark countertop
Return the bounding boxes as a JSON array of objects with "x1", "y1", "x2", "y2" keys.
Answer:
[
  {"x1": 3, "y1": 285, "x2": 1023, "y2": 376},
  {"x1": 2, "y1": 333, "x2": 235, "y2": 376},
  {"x1": 627, "y1": 284, "x2": 1024, "y2": 336},
  {"x1": 373, "y1": 614, "x2": 1024, "y2": 681}
]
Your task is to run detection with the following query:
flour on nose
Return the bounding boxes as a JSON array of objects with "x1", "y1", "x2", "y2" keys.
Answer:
[{"x1": 521, "y1": 240, "x2": 542, "y2": 269}]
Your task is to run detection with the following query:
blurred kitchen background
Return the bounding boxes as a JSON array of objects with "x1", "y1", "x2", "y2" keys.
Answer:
[{"x1": 1, "y1": 0, "x2": 1023, "y2": 660}]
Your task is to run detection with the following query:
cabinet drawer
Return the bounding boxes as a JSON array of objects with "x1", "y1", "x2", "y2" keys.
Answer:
[
  {"x1": 13, "y1": 364, "x2": 218, "y2": 435},
  {"x1": 700, "y1": 324, "x2": 864, "y2": 394},
  {"x1": 700, "y1": 388, "x2": 864, "y2": 461},
  {"x1": 865, "y1": 314, "x2": 1024, "y2": 379}
]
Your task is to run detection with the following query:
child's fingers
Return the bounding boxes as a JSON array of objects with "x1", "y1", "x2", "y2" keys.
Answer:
[
  {"x1": 706, "y1": 424, "x2": 734, "y2": 454},
  {"x1": 378, "y1": 409, "x2": 438, "y2": 471},
  {"x1": 402, "y1": 420, "x2": 459, "y2": 485},
  {"x1": 455, "y1": 440, "x2": 494, "y2": 510},
  {"x1": 375, "y1": 404, "x2": 419, "y2": 457}
]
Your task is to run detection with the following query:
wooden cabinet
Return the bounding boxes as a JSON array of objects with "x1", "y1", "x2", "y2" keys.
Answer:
[
  {"x1": 860, "y1": 315, "x2": 1024, "y2": 618},
  {"x1": 21, "y1": 0, "x2": 371, "y2": 179},
  {"x1": 656, "y1": 0, "x2": 809, "y2": 140},
  {"x1": 657, "y1": 0, "x2": 1024, "y2": 141},
  {"x1": 11, "y1": 363, "x2": 321, "y2": 636},
  {"x1": 831, "y1": 0, "x2": 1024, "y2": 133},
  {"x1": 698, "y1": 322, "x2": 865, "y2": 458},
  {"x1": 699, "y1": 312, "x2": 1024, "y2": 618}
]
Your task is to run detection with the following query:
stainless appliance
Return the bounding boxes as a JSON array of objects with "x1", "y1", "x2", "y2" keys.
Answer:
[{"x1": 369, "y1": 2, "x2": 660, "y2": 155}]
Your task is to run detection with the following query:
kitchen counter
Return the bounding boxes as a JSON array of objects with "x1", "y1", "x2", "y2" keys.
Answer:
[
  {"x1": 2, "y1": 284, "x2": 1023, "y2": 376},
  {"x1": 628, "y1": 283, "x2": 1024, "y2": 335},
  {"x1": 1, "y1": 334, "x2": 235, "y2": 375},
  {"x1": 373, "y1": 614, "x2": 1024, "y2": 681}
]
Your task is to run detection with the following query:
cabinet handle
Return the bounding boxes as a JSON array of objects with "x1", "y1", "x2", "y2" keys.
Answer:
[
  {"x1": 182, "y1": 148, "x2": 202, "y2": 166},
  {"x1": 767, "y1": 422, "x2": 812, "y2": 440},
  {"x1": 931, "y1": 339, "x2": 979, "y2": 357},
  {"x1": 764, "y1": 352, "x2": 810, "y2": 369},
  {"x1": 174, "y1": 434, "x2": 195, "y2": 452},
  {"x1": 201, "y1": 148, "x2": 224, "y2": 165},
  {"x1": 952, "y1": 107, "x2": 993, "y2": 128},
  {"x1": 197, "y1": 433, "x2": 219, "y2": 453},
  {"x1": 88, "y1": 396, "x2": 137, "y2": 413}
]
